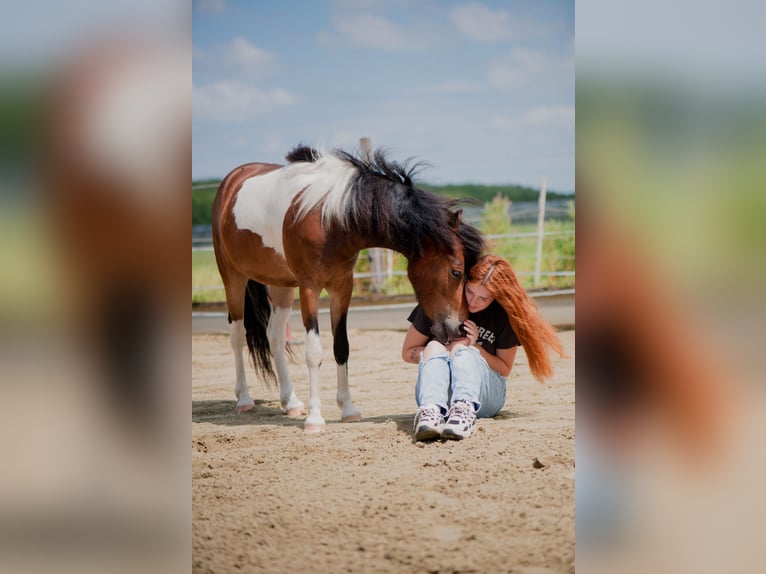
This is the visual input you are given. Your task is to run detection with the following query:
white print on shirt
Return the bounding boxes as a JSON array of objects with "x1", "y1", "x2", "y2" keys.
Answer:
[{"x1": 477, "y1": 326, "x2": 495, "y2": 345}]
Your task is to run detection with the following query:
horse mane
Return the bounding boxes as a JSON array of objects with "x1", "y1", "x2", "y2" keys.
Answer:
[
  {"x1": 284, "y1": 145, "x2": 485, "y2": 264},
  {"x1": 285, "y1": 145, "x2": 319, "y2": 163},
  {"x1": 337, "y1": 147, "x2": 484, "y2": 263},
  {"x1": 334, "y1": 148, "x2": 425, "y2": 187}
]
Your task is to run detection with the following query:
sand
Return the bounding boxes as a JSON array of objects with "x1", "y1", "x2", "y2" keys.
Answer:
[{"x1": 192, "y1": 328, "x2": 575, "y2": 574}]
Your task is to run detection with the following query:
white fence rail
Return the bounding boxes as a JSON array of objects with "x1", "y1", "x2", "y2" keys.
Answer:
[{"x1": 192, "y1": 228, "x2": 575, "y2": 292}]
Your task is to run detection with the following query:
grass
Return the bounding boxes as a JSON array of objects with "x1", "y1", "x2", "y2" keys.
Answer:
[{"x1": 192, "y1": 249, "x2": 227, "y2": 303}]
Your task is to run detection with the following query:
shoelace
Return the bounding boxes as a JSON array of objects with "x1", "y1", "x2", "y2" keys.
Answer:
[
  {"x1": 449, "y1": 403, "x2": 474, "y2": 423},
  {"x1": 418, "y1": 407, "x2": 442, "y2": 425}
]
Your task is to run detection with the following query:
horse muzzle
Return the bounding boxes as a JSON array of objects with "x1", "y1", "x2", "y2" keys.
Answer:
[{"x1": 430, "y1": 313, "x2": 464, "y2": 344}]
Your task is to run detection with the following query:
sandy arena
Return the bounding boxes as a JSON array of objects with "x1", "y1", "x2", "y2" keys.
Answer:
[{"x1": 193, "y1": 328, "x2": 574, "y2": 573}]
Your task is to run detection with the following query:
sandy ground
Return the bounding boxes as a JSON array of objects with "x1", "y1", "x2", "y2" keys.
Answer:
[{"x1": 192, "y1": 328, "x2": 575, "y2": 574}]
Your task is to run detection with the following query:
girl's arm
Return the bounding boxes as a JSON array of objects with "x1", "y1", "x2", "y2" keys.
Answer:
[
  {"x1": 401, "y1": 325, "x2": 430, "y2": 364},
  {"x1": 477, "y1": 344, "x2": 517, "y2": 377},
  {"x1": 458, "y1": 319, "x2": 517, "y2": 377}
]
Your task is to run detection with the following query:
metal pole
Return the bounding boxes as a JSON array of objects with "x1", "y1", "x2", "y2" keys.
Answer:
[
  {"x1": 360, "y1": 137, "x2": 385, "y2": 294},
  {"x1": 534, "y1": 177, "x2": 547, "y2": 287}
]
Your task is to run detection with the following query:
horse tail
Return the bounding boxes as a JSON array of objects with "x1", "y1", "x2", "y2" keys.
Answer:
[{"x1": 243, "y1": 279, "x2": 277, "y2": 386}]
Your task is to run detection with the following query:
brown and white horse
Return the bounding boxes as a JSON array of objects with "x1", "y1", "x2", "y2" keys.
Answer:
[{"x1": 212, "y1": 145, "x2": 484, "y2": 432}]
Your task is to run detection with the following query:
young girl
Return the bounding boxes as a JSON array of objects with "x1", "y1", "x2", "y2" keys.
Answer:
[{"x1": 401, "y1": 254, "x2": 564, "y2": 440}]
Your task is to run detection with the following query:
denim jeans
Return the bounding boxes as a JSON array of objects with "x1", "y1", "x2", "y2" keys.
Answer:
[{"x1": 414, "y1": 346, "x2": 507, "y2": 418}]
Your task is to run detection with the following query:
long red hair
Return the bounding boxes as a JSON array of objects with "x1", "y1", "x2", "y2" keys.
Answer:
[{"x1": 469, "y1": 254, "x2": 564, "y2": 382}]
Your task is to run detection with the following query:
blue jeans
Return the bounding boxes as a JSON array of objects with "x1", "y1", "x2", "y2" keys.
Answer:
[{"x1": 415, "y1": 346, "x2": 507, "y2": 418}]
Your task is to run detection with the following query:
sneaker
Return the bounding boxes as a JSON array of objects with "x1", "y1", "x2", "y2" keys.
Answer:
[
  {"x1": 442, "y1": 400, "x2": 477, "y2": 440},
  {"x1": 413, "y1": 405, "x2": 444, "y2": 441}
]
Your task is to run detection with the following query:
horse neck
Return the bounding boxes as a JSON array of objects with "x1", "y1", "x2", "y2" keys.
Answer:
[
  {"x1": 345, "y1": 187, "x2": 421, "y2": 260},
  {"x1": 349, "y1": 223, "x2": 418, "y2": 261}
]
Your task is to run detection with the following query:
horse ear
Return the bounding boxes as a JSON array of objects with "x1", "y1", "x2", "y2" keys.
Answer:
[{"x1": 450, "y1": 209, "x2": 463, "y2": 230}]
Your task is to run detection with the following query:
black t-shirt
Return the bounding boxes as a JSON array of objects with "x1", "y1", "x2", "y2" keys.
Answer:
[{"x1": 407, "y1": 300, "x2": 520, "y2": 356}]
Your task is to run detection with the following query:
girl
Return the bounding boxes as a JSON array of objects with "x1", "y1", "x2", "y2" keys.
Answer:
[{"x1": 402, "y1": 254, "x2": 564, "y2": 440}]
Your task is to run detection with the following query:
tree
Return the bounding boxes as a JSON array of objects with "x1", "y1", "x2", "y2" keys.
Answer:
[{"x1": 480, "y1": 192, "x2": 513, "y2": 247}]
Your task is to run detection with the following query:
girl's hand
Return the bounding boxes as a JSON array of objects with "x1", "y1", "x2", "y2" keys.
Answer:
[{"x1": 462, "y1": 319, "x2": 478, "y2": 347}]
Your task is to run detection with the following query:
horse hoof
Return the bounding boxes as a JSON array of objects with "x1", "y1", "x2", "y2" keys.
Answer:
[
  {"x1": 235, "y1": 403, "x2": 254, "y2": 414},
  {"x1": 286, "y1": 407, "x2": 304, "y2": 418},
  {"x1": 342, "y1": 414, "x2": 362, "y2": 423},
  {"x1": 303, "y1": 424, "x2": 325, "y2": 434}
]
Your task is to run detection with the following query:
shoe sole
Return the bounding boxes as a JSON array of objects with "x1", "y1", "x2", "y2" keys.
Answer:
[
  {"x1": 414, "y1": 426, "x2": 443, "y2": 441},
  {"x1": 442, "y1": 427, "x2": 475, "y2": 440}
]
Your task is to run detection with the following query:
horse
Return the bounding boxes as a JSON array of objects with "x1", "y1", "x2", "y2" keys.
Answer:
[{"x1": 212, "y1": 145, "x2": 485, "y2": 433}]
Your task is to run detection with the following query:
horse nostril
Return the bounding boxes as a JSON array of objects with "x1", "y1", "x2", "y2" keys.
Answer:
[
  {"x1": 430, "y1": 321, "x2": 448, "y2": 344},
  {"x1": 443, "y1": 314, "x2": 462, "y2": 339}
]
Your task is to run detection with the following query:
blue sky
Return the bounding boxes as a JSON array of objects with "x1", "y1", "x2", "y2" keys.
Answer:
[{"x1": 193, "y1": 0, "x2": 574, "y2": 191}]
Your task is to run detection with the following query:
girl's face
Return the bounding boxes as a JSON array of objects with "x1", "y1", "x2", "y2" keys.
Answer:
[{"x1": 465, "y1": 280, "x2": 495, "y2": 313}]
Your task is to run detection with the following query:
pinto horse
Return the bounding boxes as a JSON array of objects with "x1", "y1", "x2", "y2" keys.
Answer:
[{"x1": 212, "y1": 145, "x2": 484, "y2": 432}]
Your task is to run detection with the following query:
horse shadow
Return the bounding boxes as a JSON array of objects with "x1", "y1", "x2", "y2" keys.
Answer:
[
  {"x1": 192, "y1": 400, "x2": 531, "y2": 436},
  {"x1": 192, "y1": 399, "x2": 415, "y2": 432},
  {"x1": 192, "y1": 399, "x2": 304, "y2": 428}
]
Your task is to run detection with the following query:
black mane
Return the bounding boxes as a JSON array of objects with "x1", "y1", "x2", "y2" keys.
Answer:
[
  {"x1": 330, "y1": 146, "x2": 485, "y2": 267},
  {"x1": 285, "y1": 145, "x2": 320, "y2": 163},
  {"x1": 334, "y1": 148, "x2": 426, "y2": 187}
]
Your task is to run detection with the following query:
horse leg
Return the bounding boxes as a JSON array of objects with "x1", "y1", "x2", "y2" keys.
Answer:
[
  {"x1": 329, "y1": 286, "x2": 361, "y2": 422},
  {"x1": 267, "y1": 286, "x2": 305, "y2": 417},
  {"x1": 218, "y1": 268, "x2": 254, "y2": 413},
  {"x1": 230, "y1": 319, "x2": 255, "y2": 413},
  {"x1": 299, "y1": 285, "x2": 326, "y2": 433}
]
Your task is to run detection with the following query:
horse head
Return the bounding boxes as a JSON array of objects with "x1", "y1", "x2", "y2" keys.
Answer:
[{"x1": 407, "y1": 208, "x2": 485, "y2": 344}]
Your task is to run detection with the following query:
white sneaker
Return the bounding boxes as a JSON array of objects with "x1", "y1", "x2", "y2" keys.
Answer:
[
  {"x1": 413, "y1": 405, "x2": 444, "y2": 441},
  {"x1": 442, "y1": 400, "x2": 477, "y2": 440}
]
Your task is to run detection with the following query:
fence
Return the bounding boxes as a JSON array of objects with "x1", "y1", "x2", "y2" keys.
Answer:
[{"x1": 192, "y1": 225, "x2": 574, "y2": 302}]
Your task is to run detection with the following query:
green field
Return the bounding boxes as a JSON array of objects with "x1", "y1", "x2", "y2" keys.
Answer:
[{"x1": 192, "y1": 249, "x2": 227, "y2": 303}]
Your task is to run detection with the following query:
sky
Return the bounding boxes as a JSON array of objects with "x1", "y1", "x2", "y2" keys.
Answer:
[{"x1": 192, "y1": 0, "x2": 574, "y2": 191}]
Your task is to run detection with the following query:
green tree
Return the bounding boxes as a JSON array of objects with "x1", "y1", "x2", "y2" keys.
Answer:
[{"x1": 480, "y1": 192, "x2": 513, "y2": 247}]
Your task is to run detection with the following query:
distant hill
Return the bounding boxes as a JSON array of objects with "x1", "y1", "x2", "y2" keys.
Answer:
[{"x1": 420, "y1": 183, "x2": 573, "y2": 204}]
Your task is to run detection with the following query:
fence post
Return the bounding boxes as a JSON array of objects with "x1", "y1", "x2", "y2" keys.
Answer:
[
  {"x1": 533, "y1": 176, "x2": 547, "y2": 287},
  {"x1": 360, "y1": 137, "x2": 386, "y2": 294}
]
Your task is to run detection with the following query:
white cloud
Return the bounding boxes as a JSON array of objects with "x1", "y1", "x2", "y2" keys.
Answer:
[
  {"x1": 488, "y1": 47, "x2": 548, "y2": 89},
  {"x1": 521, "y1": 105, "x2": 574, "y2": 126},
  {"x1": 327, "y1": 13, "x2": 408, "y2": 50},
  {"x1": 196, "y1": 0, "x2": 226, "y2": 14},
  {"x1": 194, "y1": 37, "x2": 277, "y2": 79},
  {"x1": 488, "y1": 105, "x2": 574, "y2": 132},
  {"x1": 225, "y1": 37, "x2": 276, "y2": 75},
  {"x1": 193, "y1": 80, "x2": 297, "y2": 122},
  {"x1": 488, "y1": 46, "x2": 573, "y2": 90},
  {"x1": 449, "y1": 2, "x2": 512, "y2": 42}
]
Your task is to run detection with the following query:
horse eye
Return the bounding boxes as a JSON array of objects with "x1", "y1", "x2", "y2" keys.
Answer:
[{"x1": 450, "y1": 269, "x2": 463, "y2": 279}]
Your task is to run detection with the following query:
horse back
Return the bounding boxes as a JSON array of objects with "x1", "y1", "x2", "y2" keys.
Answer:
[{"x1": 211, "y1": 162, "x2": 282, "y2": 232}]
